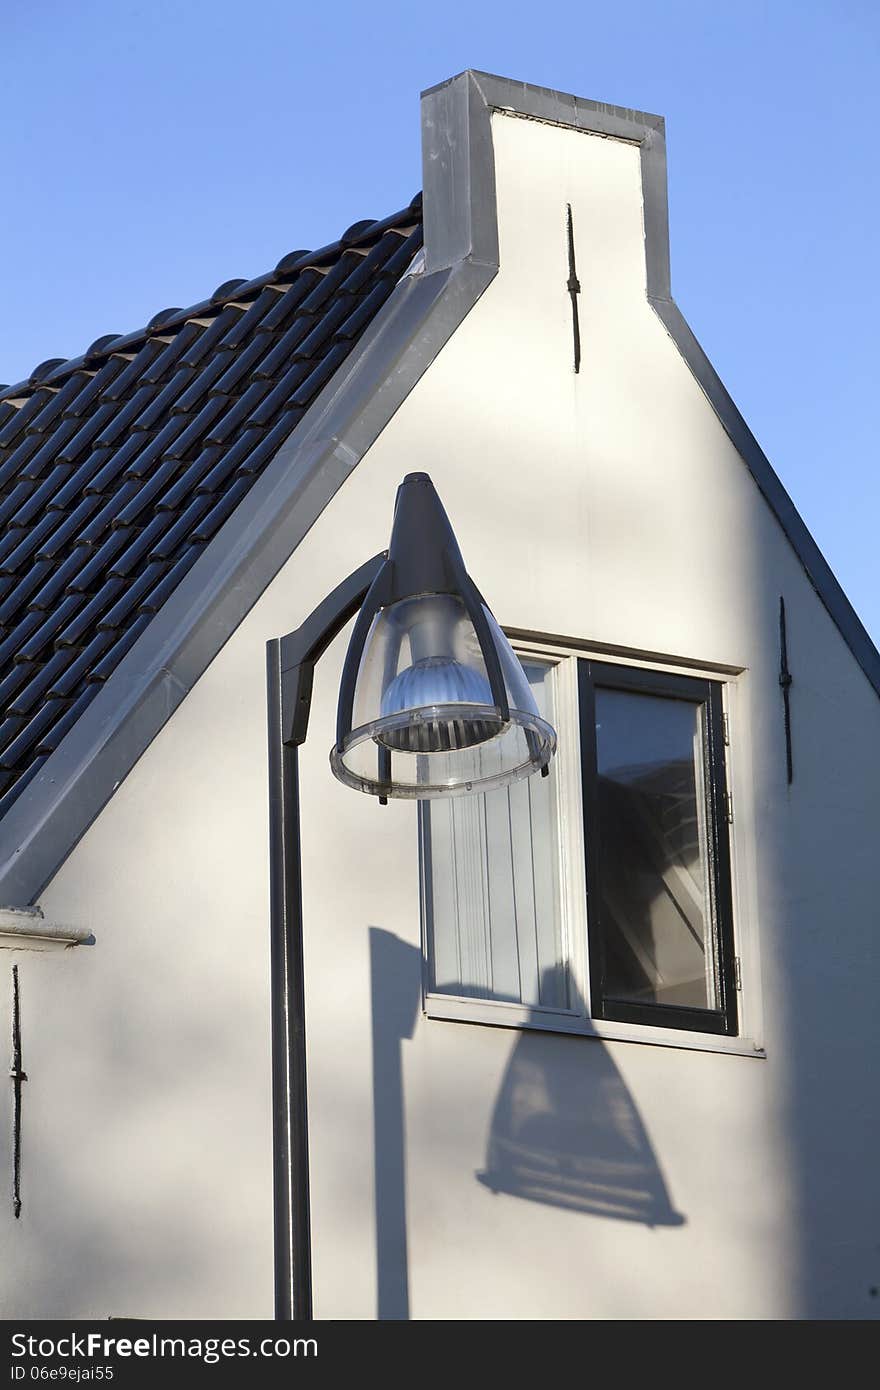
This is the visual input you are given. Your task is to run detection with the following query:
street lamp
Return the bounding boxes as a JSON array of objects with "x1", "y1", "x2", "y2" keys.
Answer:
[{"x1": 266, "y1": 473, "x2": 557, "y2": 1320}]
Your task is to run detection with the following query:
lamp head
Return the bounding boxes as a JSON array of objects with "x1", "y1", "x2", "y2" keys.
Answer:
[{"x1": 331, "y1": 473, "x2": 556, "y2": 799}]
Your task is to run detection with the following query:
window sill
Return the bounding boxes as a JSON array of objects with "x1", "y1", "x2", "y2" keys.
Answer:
[
  {"x1": 0, "y1": 906, "x2": 94, "y2": 951},
  {"x1": 423, "y1": 992, "x2": 765, "y2": 1059}
]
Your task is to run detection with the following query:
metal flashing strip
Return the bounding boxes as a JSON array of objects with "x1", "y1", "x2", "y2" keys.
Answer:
[
  {"x1": 2, "y1": 68, "x2": 878, "y2": 908},
  {"x1": 647, "y1": 291, "x2": 880, "y2": 696}
]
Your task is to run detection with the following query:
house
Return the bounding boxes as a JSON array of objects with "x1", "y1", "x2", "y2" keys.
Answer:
[{"x1": 0, "y1": 70, "x2": 877, "y2": 1320}]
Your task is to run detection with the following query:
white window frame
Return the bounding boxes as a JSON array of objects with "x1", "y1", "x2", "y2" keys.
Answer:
[{"x1": 419, "y1": 634, "x2": 765, "y2": 1059}]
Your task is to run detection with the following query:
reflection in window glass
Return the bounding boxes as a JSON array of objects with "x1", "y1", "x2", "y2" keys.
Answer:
[
  {"x1": 421, "y1": 661, "x2": 568, "y2": 1011},
  {"x1": 593, "y1": 688, "x2": 717, "y2": 1011}
]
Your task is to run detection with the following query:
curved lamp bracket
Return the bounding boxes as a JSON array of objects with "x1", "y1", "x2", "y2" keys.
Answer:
[{"x1": 279, "y1": 552, "x2": 387, "y2": 748}]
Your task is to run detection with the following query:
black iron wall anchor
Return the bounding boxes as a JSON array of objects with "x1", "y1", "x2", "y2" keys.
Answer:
[
  {"x1": 10, "y1": 964, "x2": 27, "y2": 1220},
  {"x1": 779, "y1": 596, "x2": 794, "y2": 785},
  {"x1": 566, "y1": 204, "x2": 581, "y2": 374}
]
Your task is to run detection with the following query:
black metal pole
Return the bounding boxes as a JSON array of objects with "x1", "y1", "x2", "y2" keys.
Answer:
[
  {"x1": 267, "y1": 639, "x2": 312, "y2": 1320},
  {"x1": 266, "y1": 553, "x2": 386, "y2": 1322}
]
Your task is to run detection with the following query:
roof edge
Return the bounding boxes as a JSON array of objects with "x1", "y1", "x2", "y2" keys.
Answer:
[
  {"x1": 0, "y1": 72, "x2": 500, "y2": 904},
  {"x1": 450, "y1": 70, "x2": 880, "y2": 702}
]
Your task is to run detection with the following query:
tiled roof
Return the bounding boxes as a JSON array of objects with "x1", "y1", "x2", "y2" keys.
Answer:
[{"x1": 0, "y1": 196, "x2": 423, "y2": 819}]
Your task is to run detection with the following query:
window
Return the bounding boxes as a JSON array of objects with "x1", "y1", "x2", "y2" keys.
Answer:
[
  {"x1": 579, "y1": 662, "x2": 737, "y2": 1037},
  {"x1": 420, "y1": 649, "x2": 741, "y2": 1046}
]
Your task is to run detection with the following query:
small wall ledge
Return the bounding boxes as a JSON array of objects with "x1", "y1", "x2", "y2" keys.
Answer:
[{"x1": 0, "y1": 906, "x2": 94, "y2": 950}]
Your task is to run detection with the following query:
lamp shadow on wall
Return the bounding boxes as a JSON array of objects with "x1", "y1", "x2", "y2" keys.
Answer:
[
  {"x1": 476, "y1": 986, "x2": 685, "y2": 1229},
  {"x1": 370, "y1": 934, "x2": 684, "y2": 1323}
]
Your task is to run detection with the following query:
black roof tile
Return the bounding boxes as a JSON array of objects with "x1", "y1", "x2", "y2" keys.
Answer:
[
  {"x1": 0, "y1": 613, "x2": 44, "y2": 669},
  {"x1": 7, "y1": 466, "x2": 76, "y2": 528},
  {"x1": 121, "y1": 419, "x2": 191, "y2": 477},
  {"x1": 88, "y1": 612, "x2": 153, "y2": 682},
  {"x1": 26, "y1": 552, "x2": 85, "y2": 611},
  {"x1": 66, "y1": 530, "x2": 133, "y2": 592},
  {"x1": 193, "y1": 444, "x2": 246, "y2": 497},
  {"x1": 0, "y1": 702, "x2": 68, "y2": 772},
  {"x1": 18, "y1": 425, "x2": 82, "y2": 480},
  {"x1": 34, "y1": 497, "x2": 103, "y2": 561},
  {"x1": 92, "y1": 384, "x2": 159, "y2": 446},
  {"x1": 0, "y1": 484, "x2": 35, "y2": 531},
  {"x1": 0, "y1": 560, "x2": 54, "y2": 624},
  {"x1": 50, "y1": 370, "x2": 99, "y2": 415},
  {"x1": 0, "y1": 390, "x2": 52, "y2": 444},
  {"x1": 135, "y1": 549, "x2": 201, "y2": 614},
  {"x1": 298, "y1": 250, "x2": 366, "y2": 311},
  {"x1": 8, "y1": 656, "x2": 75, "y2": 718},
  {"x1": 99, "y1": 343, "x2": 165, "y2": 401},
  {"x1": 55, "y1": 579, "x2": 128, "y2": 647},
  {"x1": 165, "y1": 396, "x2": 227, "y2": 458},
  {"x1": 337, "y1": 232, "x2": 406, "y2": 294},
  {"x1": 209, "y1": 335, "x2": 272, "y2": 398},
  {"x1": 289, "y1": 342, "x2": 352, "y2": 406},
  {"x1": 106, "y1": 513, "x2": 172, "y2": 577},
  {"x1": 0, "y1": 197, "x2": 423, "y2": 815},
  {"x1": 247, "y1": 358, "x2": 312, "y2": 426},
  {"x1": 191, "y1": 475, "x2": 252, "y2": 543},
  {"x1": 0, "y1": 661, "x2": 34, "y2": 711},
  {"x1": 76, "y1": 482, "x2": 143, "y2": 545},
  {"x1": 36, "y1": 688, "x2": 100, "y2": 750},
  {"x1": 253, "y1": 316, "x2": 322, "y2": 381},
  {"x1": 158, "y1": 445, "x2": 224, "y2": 508},
  {"x1": 56, "y1": 372, "x2": 105, "y2": 419},
  {"x1": 56, "y1": 404, "x2": 120, "y2": 464},
  {"x1": 215, "y1": 285, "x2": 284, "y2": 348},
  {"x1": 15, "y1": 595, "x2": 86, "y2": 663},
  {"x1": 113, "y1": 459, "x2": 184, "y2": 526},
  {"x1": 0, "y1": 715, "x2": 30, "y2": 768},
  {"x1": 97, "y1": 560, "x2": 170, "y2": 629},
  {"x1": 175, "y1": 308, "x2": 247, "y2": 370},
  {"x1": 336, "y1": 280, "x2": 396, "y2": 341},
  {"x1": 204, "y1": 381, "x2": 273, "y2": 446},
  {"x1": 230, "y1": 413, "x2": 303, "y2": 479},
  {"x1": 29, "y1": 358, "x2": 67, "y2": 387},
  {"x1": 47, "y1": 633, "x2": 117, "y2": 699},
  {"x1": 146, "y1": 494, "x2": 214, "y2": 561},
  {"x1": 19, "y1": 389, "x2": 71, "y2": 439},
  {"x1": 293, "y1": 297, "x2": 353, "y2": 361},
  {"x1": 0, "y1": 432, "x2": 47, "y2": 482},
  {"x1": 85, "y1": 334, "x2": 125, "y2": 362},
  {"x1": 381, "y1": 228, "x2": 424, "y2": 279},
  {"x1": 57, "y1": 446, "x2": 133, "y2": 505},
  {"x1": 0, "y1": 513, "x2": 57, "y2": 571},
  {"x1": 173, "y1": 352, "x2": 232, "y2": 410},
  {"x1": 257, "y1": 271, "x2": 323, "y2": 334},
  {"x1": 131, "y1": 368, "x2": 200, "y2": 431}
]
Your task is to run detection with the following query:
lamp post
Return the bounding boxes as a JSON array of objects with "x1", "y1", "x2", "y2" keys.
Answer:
[{"x1": 266, "y1": 472, "x2": 557, "y2": 1321}]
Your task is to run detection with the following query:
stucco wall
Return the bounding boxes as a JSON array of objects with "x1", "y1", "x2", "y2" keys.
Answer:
[{"x1": 5, "y1": 110, "x2": 878, "y2": 1319}]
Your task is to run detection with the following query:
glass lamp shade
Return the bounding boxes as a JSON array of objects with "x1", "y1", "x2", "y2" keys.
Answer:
[{"x1": 330, "y1": 592, "x2": 556, "y2": 799}]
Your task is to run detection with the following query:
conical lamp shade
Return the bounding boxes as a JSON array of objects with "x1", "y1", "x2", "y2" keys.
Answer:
[{"x1": 330, "y1": 474, "x2": 556, "y2": 799}]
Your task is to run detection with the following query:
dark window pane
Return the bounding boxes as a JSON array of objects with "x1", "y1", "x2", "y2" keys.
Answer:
[{"x1": 593, "y1": 688, "x2": 718, "y2": 1011}]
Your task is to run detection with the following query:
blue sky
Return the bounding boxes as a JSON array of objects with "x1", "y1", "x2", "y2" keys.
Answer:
[{"x1": 2, "y1": 2, "x2": 878, "y2": 641}]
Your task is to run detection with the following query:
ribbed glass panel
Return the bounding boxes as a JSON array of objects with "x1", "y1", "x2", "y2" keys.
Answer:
[{"x1": 421, "y1": 661, "x2": 567, "y2": 1010}]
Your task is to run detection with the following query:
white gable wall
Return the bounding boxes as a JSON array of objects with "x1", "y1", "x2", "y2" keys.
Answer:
[{"x1": 4, "y1": 110, "x2": 878, "y2": 1319}]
